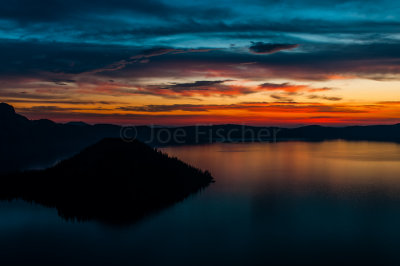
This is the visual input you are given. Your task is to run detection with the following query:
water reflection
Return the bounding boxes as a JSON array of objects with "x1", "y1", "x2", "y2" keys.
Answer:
[
  {"x1": 162, "y1": 141, "x2": 400, "y2": 195},
  {"x1": 2, "y1": 140, "x2": 400, "y2": 265},
  {"x1": 161, "y1": 141, "x2": 400, "y2": 264}
]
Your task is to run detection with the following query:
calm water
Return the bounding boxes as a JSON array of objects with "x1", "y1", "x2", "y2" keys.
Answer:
[{"x1": 2, "y1": 141, "x2": 400, "y2": 265}]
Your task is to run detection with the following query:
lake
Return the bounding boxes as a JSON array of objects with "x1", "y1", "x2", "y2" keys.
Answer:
[{"x1": 2, "y1": 140, "x2": 400, "y2": 265}]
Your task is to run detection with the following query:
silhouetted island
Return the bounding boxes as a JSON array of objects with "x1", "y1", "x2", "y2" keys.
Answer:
[{"x1": 0, "y1": 138, "x2": 214, "y2": 225}]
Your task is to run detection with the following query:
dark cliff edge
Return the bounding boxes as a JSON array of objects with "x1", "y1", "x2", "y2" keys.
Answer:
[
  {"x1": 0, "y1": 138, "x2": 214, "y2": 225},
  {"x1": 0, "y1": 103, "x2": 123, "y2": 174}
]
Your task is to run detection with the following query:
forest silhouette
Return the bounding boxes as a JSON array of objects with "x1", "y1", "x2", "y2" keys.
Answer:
[{"x1": 0, "y1": 138, "x2": 214, "y2": 225}]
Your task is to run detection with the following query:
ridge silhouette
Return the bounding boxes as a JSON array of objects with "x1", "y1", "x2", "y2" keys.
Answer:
[{"x1": 1, "y1": 102, "x2": 400, "y2": 174}]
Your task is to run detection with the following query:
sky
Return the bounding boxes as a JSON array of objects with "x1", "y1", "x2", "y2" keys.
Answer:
[{"x1": 1, "y1": 0, "x2": 400, "y2": 126}]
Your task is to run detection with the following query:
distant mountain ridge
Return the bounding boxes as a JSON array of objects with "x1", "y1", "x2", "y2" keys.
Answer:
[{"x1": 1, "y1": 102, "x2": 400, "y2": 174}]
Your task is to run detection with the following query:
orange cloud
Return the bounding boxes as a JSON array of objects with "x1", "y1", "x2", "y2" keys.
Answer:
[{"x1": 258, "y1": 82, "x2": 335, "y2": 94}]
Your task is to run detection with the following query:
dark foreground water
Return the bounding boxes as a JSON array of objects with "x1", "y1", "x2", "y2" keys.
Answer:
[{"x1": 2, "y1": 141, "x2": 400, "y2": 265}]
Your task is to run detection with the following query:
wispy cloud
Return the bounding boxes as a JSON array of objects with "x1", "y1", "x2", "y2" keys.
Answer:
[
  {"x1": 308, "y1": 95, "x2": 342, "y2": 101},
  {"x1": 249, "y1": 42, "x2": 299, "y2": 54},
  {"x1": 89, "y1": 47, "x2": 215, "y2": 74}
]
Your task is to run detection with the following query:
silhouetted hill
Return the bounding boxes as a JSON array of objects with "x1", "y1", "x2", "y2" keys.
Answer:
[
  {"x1": 1, "y1": 102, "x2": 400, "y2": 174},
  {"x1": 0, "y1": 103, "x2": 123, "y2": 173},
  {"x1": 0, "y1": 103, "x2": 30, "y2": 129},
  {"x1": 65, "y1": 121, "x2": 90, "y2": 126},
  {"x1": 0, "y1": 138, "x2": 213, "y2": 224}
]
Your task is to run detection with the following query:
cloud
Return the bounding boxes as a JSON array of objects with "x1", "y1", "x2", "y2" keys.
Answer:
[
  {"x1": 52, "y1": 79, "x2": 76, "y2": 86},
  {"x1": 119, "y1": 104, "x2": 210, "y2": 112},
  {"x1": 133, "y1": 48, "x2": 182, "y2": 58},
  {"x1": 114, "y1": 102, "x2": 372, "y2": 114},
  {"x1": 249, "y1": 42, "x2": 299, "y2": 54},
  {"x1": 130, "y1": 80, "x2": 332, "y2": 98},
  {"x1": 157, "y1": 80, "x2": 230, "y2": 91},
  {"x1": 259, "y1": 82, "x2": 307, "y2": 92},
  {"x1": 270, "y1": 94, "x2": 295, "y2": 102},
  {"x1": 308, "y1": 95, "x2": 343, "y2": 101},
  {"x1": 4, "y1": 99, "x2": 119, "y2": 105},
  {"x1": 0, "y1": 0, "x2": 235, "y2": 26},
  {"x1": 19, "y1": 106, "x2": 87, "y2": 112},
  {"x1": 136, "y1": 80, "x2": 255, "y2": 97},
  {"x1": 307, "y1": 87, "x2": 334, "y2": 92},
  {"x1": 376, "y1": 101, "x2": 400, "y2": 105},
  {"x1": 2, "y1": 40, "x2": 400, "y2": 83},
  {"x1": 90, "y1": 47, "x2": 214, "y2": 74},
  {"x1": 258, "y1": 83, "x2": 336, "y2": 94}
]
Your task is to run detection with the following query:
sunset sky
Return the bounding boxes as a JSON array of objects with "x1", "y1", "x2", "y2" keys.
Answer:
[{"x1": 1, "y1": 0, "x2": 400, "y2": 126}]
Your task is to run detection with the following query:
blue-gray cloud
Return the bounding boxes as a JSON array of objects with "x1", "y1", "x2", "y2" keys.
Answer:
[
  {"x1": 249, "y1": 42, "x2": 299, "y2": 54},
  {"x1": 0, "y1": 0, "x2": 400, "y2": 95}
]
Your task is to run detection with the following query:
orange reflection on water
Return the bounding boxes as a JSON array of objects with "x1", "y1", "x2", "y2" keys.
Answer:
[{"x1": 162, "y1": 141, "x2": 400, "y2": 197}]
